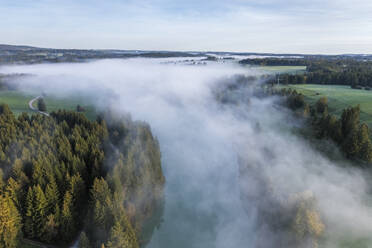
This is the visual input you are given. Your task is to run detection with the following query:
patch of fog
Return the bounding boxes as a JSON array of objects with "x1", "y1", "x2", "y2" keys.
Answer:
[
  {"x1": 205, "y1": 54, "x2": 304, "y2": 60},
  {"x1": 0, "y1": 59, "x2": 371, "y2": 247}
]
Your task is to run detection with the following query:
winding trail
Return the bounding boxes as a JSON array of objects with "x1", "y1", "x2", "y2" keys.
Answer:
[{"x1": 28, "y1": 96, "x2": 50, "y2": 116}]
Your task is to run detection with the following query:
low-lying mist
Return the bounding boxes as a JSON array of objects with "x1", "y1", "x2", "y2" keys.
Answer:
[{"x1": 1, "y1": 59, "x2": 372, "y2": 247}]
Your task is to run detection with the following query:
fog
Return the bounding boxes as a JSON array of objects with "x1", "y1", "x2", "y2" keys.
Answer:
[{"x1": 1, "y1": 59, "x2": 372, "y2": 247}]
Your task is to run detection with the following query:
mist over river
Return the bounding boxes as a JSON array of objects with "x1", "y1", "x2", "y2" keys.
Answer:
[{"x1": 2, "y1": 59, "x2": 372, "y2": 248}]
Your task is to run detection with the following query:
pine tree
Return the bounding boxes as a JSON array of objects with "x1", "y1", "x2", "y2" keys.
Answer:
[
  {"x1": 341, "y1": 105, "x2": 360, "y2": 139},
  {"x1": 45, "y1": 178, "x2": 60, "y2": 215},
  {"x1": 0, "y1": 169, "x2": 4, "y2": 193},
  {"x1": 69, "y1": 173, "x2": 86, "y2": 221},
  {"x1": 106, "y1": 221, "x2": 131, "y2": 248},
  {"x1": 328, "y1": 116, "x2": 343, "y2": 145},
  {"x1": 90, "y1": 177, "x2": 117, "y2": 242},
  {"x1": 11, "y1": 160, "x2": 29, "y2": 189},
  {"x1": 0, "y1": 194, "x2": 22, "y2": 248},
  {"x1": 78, "y1": 232, "x2": 90, "y2": 248},
  {"x1": 43, "y1": 214, "x2": 58, "y2": 242},
  {"x1": 61, "y1": 191, "x2": 75, "y2": 241},
  {"x1": 37, "y1": 98, "x2": 47, "y2": 112},
  {"x1": 34, "y1": 185, "x2": 48, "y2": 238},
  {"x1": 0, "y1": 103, "x2": 8, "y2": 115},
  {"x1": 358, "y1": 124, "x2": 372, "y2": 162},
  {"x1": 343, "y1": 129, "x2": 361, "y2": 159},
  {"x1": 91, "y1": 178, "x2": 111, "y2": 207},
  {"x1": 360, "y1": 140, "x2": 372, "y2": 163},
  {"x1": 303, "y1": 104, "x2": 310, "y2": 118},
  {"x1": 106, "y1": 211, "x2": 139, "y2": 248},
  {"x1": 25, "y1": 187, "x2": 36, "y2": 238},
  {"x1": 32, "y1": 161, "x2": 46, "y2": 189},
  {"x1": 291, "y1": 193, "x2": 324, "y2": 248},
  {"x1": 316, "y1": 97, "x2": 328, "y2": 114}
]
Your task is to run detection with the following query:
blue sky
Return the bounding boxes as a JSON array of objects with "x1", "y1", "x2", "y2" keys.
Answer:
[{"x1": 1, "y1": 0, "x2": 372, "y2": 54}]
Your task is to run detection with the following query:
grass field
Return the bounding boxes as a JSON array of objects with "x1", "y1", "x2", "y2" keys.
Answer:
[
  {"x1": 0, "y1": 90, "x2": 97, "y2": 120},
  {"x1": 280, "y1": 84, "x2": 372, "y2": 126},
  {"x1": 0, "y1": 91, "x2": 35, "y2": 115},
  {"x1": 258, "y1": 65, "x2": 307, "y2": 73}
]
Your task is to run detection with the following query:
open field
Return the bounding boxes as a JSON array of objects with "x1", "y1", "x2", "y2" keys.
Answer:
[
  {"x1": 280, "y1": 84, "x2": 372, "y2": 126},
  {"x1": 0, "y1": 91, "x2": 34, "y2": 115},
  {"x1": 0, "y1": 90, "x2": 97, "y2": 120},
  {"x1": 257, "y1": 65, "x2": 307, "y2": 73}
]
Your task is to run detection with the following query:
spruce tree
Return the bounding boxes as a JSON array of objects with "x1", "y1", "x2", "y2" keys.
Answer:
[
  {"x1": 316, "y1": 97, "x2": 328, "y2": 114},
  {"x1": 45, "y1": 178, "x2": 60, "y2": 215},
  {"x1": 303, "y1": 104, "x2": 310, "y2": 118},
  {"x1": 106, "y1": 221, "x2": 131, "y2": 248},
  {"x1": 360, "y1": 140, "x2": 372, "y2": 163},
  {"x1": 341, "y1": 105, "x2": 360, "y2": 139},
  {"x1": 37, "y1": 98, "x2": 47, "y2": 112},
  {"x1": 69, "y1": 173, "x2": 86, "y2": 220},
  {"x1": 106, "y1": 207, "x2": 139, "y2": 248},
  {"x1": 0, "y1": 194, "x2": 22, "y2": 248},
  {"x1": 0, "y1": 169, "x2": 4, "y2": 192},
  {"x1": 61, "y1": 191, "x2": 75, "y2": 241},
  {"x1": 34, "y1": 185, "x2": 48, "y2": 238},
  {"x1": 25, "y1": 187, "x2": 36, "y2": 238},
  {"x1": 5, "y1": 178, "x2": 23, "y2": 214},
  {"x1": 78, "y1": 232, "x2": 91, "y2": 248},
  {"x1": 43, "y1": 214, "x2": 58, "y2": 242},
  {"x1": 343, "y1": 129, "x2": 361, "y2": 159},
  {"x1": 358, "y1": 124, "x2": 372, "y2": 162}
]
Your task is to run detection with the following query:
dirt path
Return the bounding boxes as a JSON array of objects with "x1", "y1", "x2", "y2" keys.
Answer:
[{"x1": 28, "y1": 96, "x2": 50, "y2": 116}]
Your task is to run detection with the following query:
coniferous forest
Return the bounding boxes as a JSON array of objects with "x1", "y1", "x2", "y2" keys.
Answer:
[{"x1": 0, "y1": 104, "x2": 165, "y2": 248}]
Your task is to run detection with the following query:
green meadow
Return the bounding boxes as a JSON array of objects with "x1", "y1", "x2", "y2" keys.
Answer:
[
  {"x1": 258, "y1": 65, "x2": 307, "y2": 73},
  {"x1": 280, "y1": 84, "x2": 372, "y2": 126},
  {"x1": 0, "y1": 90, "x2": 97, "y2": 120}
]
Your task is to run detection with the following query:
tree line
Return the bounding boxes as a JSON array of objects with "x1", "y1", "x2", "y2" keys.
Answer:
[
  {"x1": 277, "y1": 88, "x2": 372, "y2": 163},
  {"x1": 0, "y1": 105, "x2": 164, "y2": 248}
]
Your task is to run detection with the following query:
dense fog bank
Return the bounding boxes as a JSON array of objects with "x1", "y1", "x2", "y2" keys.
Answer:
[{"x1": 1, "y1": 59, "x2": 372, "y2": 247}]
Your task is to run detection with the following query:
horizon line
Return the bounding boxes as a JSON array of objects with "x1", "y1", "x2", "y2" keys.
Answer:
[{"x1": 2, "y1": 43, "x2": 371, "y2": 57}]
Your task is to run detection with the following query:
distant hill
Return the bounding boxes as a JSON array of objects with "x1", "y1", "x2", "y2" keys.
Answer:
[
  {"x1": 0, "y1": 44, "x2": 41, "y2": 51},
  {"x1": 1, "y1": 44, "x2": 372, "y2": 65}
]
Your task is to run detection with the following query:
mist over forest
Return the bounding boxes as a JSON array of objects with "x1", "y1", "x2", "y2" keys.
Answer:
[
  {"x1": 1, "y1": 0, "x2": 372, "y2": 246},
  {"x1": 0, "y1": 57, "x2": 371, "y2": 248}
]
